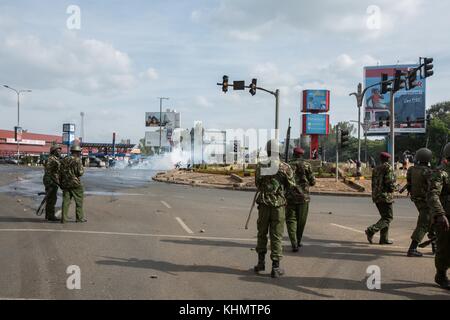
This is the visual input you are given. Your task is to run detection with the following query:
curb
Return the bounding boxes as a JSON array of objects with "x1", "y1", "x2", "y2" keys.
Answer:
[{"x1": 152, "y1": 175, "x2": 409, "y2": 198}]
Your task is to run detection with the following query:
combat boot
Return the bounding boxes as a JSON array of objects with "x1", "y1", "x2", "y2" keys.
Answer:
[
  {"x1": 291, "y1": 244, "x2": 299, "y2": 252},
  {"x1": 271, "y1": 261, "x2": 285, "y2": 278},
  {"x1": 254, "y1": 253, "x2": 265, "y2": 273},
  {"x1": 365, "y1": 229, "x2": 374, "y2": 244},
  {"x1": 435, "y1": 271, "x2": 450, "y2": 290},
  {"x1": 407, "y1": 241, "x2": 423, "y2": 257}
]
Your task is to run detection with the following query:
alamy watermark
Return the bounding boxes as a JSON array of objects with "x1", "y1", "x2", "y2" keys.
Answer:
[
  {"x1": 366, "y1": 5, "x2": 382, "y2": 30},
  {"x1": 66, "y1": 5, "x2": 81, "y2": 30},
  {"x1": 66, "y1": 265, "x2": 81, "y2": 290},
  {"x1": 366, "y1": 265, "x2": 381, "y2": 290}
]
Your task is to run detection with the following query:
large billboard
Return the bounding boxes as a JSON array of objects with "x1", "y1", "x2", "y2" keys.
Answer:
[
  {"x1": 145, "y1": 112, "x2": 180, "y2": 128},
  {"x1": 145, "y1": 130, "x2": 171, "y2": 147},
  {"x1": 302, "y1": 114, "x2": 330, "y2": 135},
  {"x1": 364, "y1": 65, "x2": 426, "y2": 135},
  {"x1": 302, "y1": 90, "x2": 330, "y2": 113}
]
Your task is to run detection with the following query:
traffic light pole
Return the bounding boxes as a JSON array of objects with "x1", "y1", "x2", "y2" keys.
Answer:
[
  {"x1": 389, "y1": 90, "x2": 395, "y2": 169},
  {"x1": 336, "y1": 125, "x2": 339, "y2": 182}
]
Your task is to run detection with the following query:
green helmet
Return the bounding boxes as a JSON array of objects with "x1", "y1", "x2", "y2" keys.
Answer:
[
  {"x1": 444, "y1": 143, "x2": 450, "y2": 159},
  {"x1": 50, "y1": 144, "x2": 61, "y2": 154},
  {"x1": 70, "y1": 145, "x2": 82, "y2": 153},
  {"x1": 415, "y1": 148, "x2": 432, "y2": 163}
]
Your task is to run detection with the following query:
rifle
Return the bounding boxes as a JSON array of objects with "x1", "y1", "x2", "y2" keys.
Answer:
[
  {"x1": 284, "y1": 118, "x2": 291, "y2": 163},
  {"x1": 397, "y1": 184, "x2": 408, "y2": 194},
  {"x1": 418, "y1": 237, "x2": 436, "y2": 249},
  {"x1": 36, "y1": 192, "x2": 47, "y2": 216},
  {"x1": 245, "y1": 192, "x2": 259, "y2": 230}
]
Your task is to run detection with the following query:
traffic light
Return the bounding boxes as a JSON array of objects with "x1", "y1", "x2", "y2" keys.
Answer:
[
  {"x1": 407, "y1": 68, "x2": 418, "y2": 90},
  {"x1": 423, "y1": 57, "x2": 434, "y2": 78},
  {"x1": 393, "y1": 70, "x2": 406, "y2": 92},
  {"x1": 426, "y1": 114, "x2": 432, "y2": 126},
  {"x1": 381, "y1": 73, "x2": 391, "y2": 94},
  {"x1": 386, "y1": 116, "x2": 390, "y2": 127},
  {"x1": 249, "y1": 78, "x2": 257, "y2": 96},
  {"x1": 222, "y1": 75, "x2": 229, "y2": 93},
  {"x1": 233, "y1": 140, "x2": 238, "y2": 153},
  {"x1": 340, "y1": 130, "x2": 350, "y2": 148}
]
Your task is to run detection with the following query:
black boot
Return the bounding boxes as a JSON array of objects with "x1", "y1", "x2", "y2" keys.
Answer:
[
  {"x1": 365, "y1": 229, "x2": 374, "y2": 244},
  {"x1": 435, "y1": 271, "x2": 450, "y2": 290},
  {"x1": 292, "y1": 243, "x2": 299, "y2": 252},
  {"x1": 254, "y1": 253, "x2": 265, "y2": 273},
  {"x1": 271, "y1": 260, "x2": 285, "y2": 278},
  {"x1": 407, "y1": 241, "x2": 423, "y2": 257}
]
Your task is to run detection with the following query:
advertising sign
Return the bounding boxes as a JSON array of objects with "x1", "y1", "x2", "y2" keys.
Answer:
[
  {"x1": 63, "y1": 123, "x2": 75, "y2": 133},
  {"x1": 145, "y1": 131, "x2": 171, "y2": 147},
  {"x1": 145, "y1": 112, "x2": 180, "y2": 128},
  {"x1": 302, "y1": 114, "x2": 330, "y2": 135},
  {"x1": 364, "y1": 65, "x2": 426, "y2": 135},
  {"x1": 6, "y1": 138, "x2": 45, "y2": 146},
  {"x1": 302, "y1": 90, "x2": 330, "y2": 113},
  {"x1": 62, "y1": 132, "x2": 75, "y2": 145},
  {"x1": 14, "y1": 126, "x2": 23, "y2": 142}
]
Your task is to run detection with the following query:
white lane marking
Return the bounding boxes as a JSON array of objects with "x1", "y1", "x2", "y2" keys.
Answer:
[
  {"x1": 330, "y1": 223, "x2": 366, "y2": 234},
  {"x1": 175, "y1": 217, "x2": 194, "y2": 234},
  {"x1": 329, "y1": 223, "x2": 410, "y2": 249},
  {"x1": 160, "y1": 201, "x2": 172, "y2": 209},
  {"x1": 0, "y1": 228, "x2": 251, "y2": 241}
]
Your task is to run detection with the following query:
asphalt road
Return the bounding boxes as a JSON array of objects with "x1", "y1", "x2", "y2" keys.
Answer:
[{"x1": 0, "y1": 165, "x2": 448, "y2": 300}]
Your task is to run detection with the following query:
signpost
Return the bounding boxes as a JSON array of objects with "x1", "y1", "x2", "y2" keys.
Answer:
[{"x1": 62, "y1": 123, "x2": 76, "y2": 155}]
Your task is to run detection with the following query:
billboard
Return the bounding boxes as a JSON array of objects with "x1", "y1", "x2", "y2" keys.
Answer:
[
  {"x1": 302, "y1": 90, "x2": 330, "y2": 113},
  {"x1": 302, "y1": 114, "x2": 330, "y2": 135},
  {"x1": 145, "y1": 112, "x2": 180, "y2": 128},
  {"x1": 145, "y1": 131, "x2": 171, "y2": 147},
  {"x1": 364, "y1": 65, "x2": 426, "y2": 135}
]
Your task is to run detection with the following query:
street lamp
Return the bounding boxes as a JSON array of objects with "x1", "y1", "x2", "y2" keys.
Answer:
[
  {"x1": 3, "y1": 85, "x2": 32, "y2": 160},
  {"x1": 157, "y1": 97, "x2": 169, "y2": 154}
]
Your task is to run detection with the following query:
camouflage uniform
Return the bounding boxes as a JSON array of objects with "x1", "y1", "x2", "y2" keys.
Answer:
[
  {"x1": 43, "y1": 154, "x2": 60, "y2": 220},
  {"x1": 427, "y1": 161, "x2": 450, "y2": 287},
  {"x1": 407, "y1": 165, "x2": 434, "y2": 246},
  {"x1": 367, "y1": 161, "x2": 397, "y2": 243},
  {"x1": 255, "y1": 160, "x2": 295, "y2": 262},
  {"x1": 60, "y1": 155, "x2": 85, "y2": 223},
  {"x1": 286, "y1": 159, "x2": 316, "y2": 248}
]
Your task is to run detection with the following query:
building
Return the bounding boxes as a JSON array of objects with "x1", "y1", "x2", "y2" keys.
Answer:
[{"x1": 0, "y1": 129, "x2": 62, "y2": 157}]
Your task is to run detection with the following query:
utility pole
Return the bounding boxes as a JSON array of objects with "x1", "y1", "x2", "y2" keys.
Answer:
[
  {"x1": 336, "y1": 125, "x2": 340, "y2": 182},
  {"x1": 157, "y1": 97, "x2": 169, "y2": 154},
  {"x1": 3, "y1": 85, "x2": 32, "y2": 160},
  {"x1": 389, "y1": 89, "x2": 395, "y2": 169},
  {"x1": 349, "y1": 83, "x2": 364, "y2": 176},
  {"x1": 80, "y1": 112, "x2": 85, "y2": 142}
]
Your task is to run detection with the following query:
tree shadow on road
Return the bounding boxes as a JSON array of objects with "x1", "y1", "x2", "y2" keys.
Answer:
[{"x1": 95, "y1": 256, "x2": 448, "y2": 300}]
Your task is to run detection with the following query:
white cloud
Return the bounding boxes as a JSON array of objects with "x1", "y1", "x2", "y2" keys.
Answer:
[
  {"x1": 140, "y1": 68, "x2": 159, "y2": 80},
  {"x1": 0, "y1": 31, "x2": 139, "y2": 94}
]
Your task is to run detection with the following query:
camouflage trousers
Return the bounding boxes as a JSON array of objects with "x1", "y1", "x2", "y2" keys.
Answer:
[
  {"x1": 435, "y1": 215, "x2": 450, "y2": 273},
  {"x1": 256, "y1": 205, "x2": 285, "y2": 262},
  {"x1": 367, "y1": 202, "x2": 393, "y2": 242},
  {"x1": 44, "y1": 184, "x2": 58, "y2": 220},
  {"x1": 61, "y1": 186, "x2": 84, "y2": 223},
  {"x1": 411, "y1": 200, "x2": 433, "y2": 243},
  {"x1": 286, "y1": 202, "x2": 309, "y2": 246}
]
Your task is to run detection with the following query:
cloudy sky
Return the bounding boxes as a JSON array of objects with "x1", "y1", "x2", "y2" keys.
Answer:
[{"x1": 0, "y1": 0, "x2": 449, "y2": 143}]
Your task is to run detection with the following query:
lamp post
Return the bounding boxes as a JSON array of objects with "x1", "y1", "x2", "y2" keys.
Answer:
[
  {"x1": 157, "y1": 97, "x2": 169, "y2": 155},
  {"x1": 3, "y1": 85, "x2": 32, "y2": 160}
]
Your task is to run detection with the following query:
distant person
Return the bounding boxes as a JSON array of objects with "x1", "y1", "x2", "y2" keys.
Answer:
[
  {"x1": 42, "y1": 143, "x2": 62, "y2": 222},
  {"x1": 60, "y1": 144, "x2": 86, "y2": 224},
  {"x1": 365, "y1": 152, "x2": 397, "y2": 245}
]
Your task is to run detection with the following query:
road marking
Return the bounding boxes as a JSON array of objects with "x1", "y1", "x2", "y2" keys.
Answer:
[
  {"x1": 330, "y1": 223, "x2": 366, "y2": 234},
  {"x1": 0, "y1": 228, "x2": 251, "y2": 242},
  {"x1": 329, "y1": 223, "x2": 412, "y2": 250},
  {"x1": 175, "y1": 217, "x2": 194, "y2": 234},
  {"x1": 160, "y1": 201, "x2": 172, "y2": 209}
]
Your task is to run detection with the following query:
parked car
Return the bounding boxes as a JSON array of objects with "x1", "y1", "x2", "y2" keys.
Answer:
[
  {"x1": 0, "y1": 157, "x2": 19, "y2": 165},
  {"x1": 88, "y1": 156, "x2": 106, "y2": 168}
]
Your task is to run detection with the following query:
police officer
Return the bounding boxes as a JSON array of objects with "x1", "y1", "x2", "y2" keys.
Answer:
[
  {"x1": 286, "y1": 147, "x2": 316, "y2": 252},
  {"x1": 406, "y1": 148, "x2": 434, "y2": 257},
  {"x1": 365, "y1": 152, "x2": 397, "y2": 245},
  {"x1": 427, "y1": 143, "x2": 450, "y2": 290},
  {"x1": 60, "y1": 144, "x2": 86, "y2": 224},
  {"x1": 43, "y1": 143, "x2": 62, "y2": 221},
  {"x1": 254, "y1": 139, "x2": 295, "y2": 278}
]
